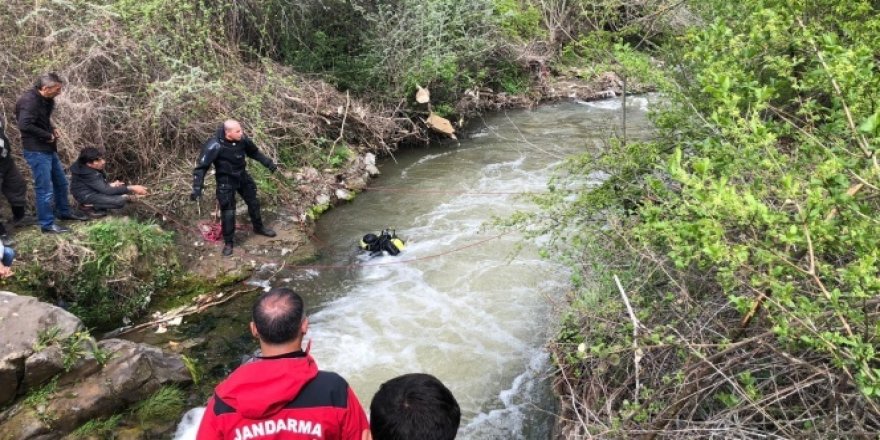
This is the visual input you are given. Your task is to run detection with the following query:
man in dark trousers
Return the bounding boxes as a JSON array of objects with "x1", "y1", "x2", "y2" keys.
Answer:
[
  {"x1": 15, "y1": 72, "x2": 87, "y2": 234},
  {"x1": 191, "y1": 119, "x2": 277, "y2": 257},
  {"x1": 70, "y1": 147, "x2": 148, "y2": 216},
  {"x1": 0, "y1": 120, "x2": 33, "y2": 242},
  {"x1": 196, "y1": 287, "x2": 370, "y2": 439},
  {"x1": 367, "y1": 373, "x2": 461, "y2": 440}
]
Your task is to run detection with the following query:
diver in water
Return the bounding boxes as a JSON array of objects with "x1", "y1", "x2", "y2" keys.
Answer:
[{"x1": 359, "y1": 229, "x2": 405, "y2": 256}]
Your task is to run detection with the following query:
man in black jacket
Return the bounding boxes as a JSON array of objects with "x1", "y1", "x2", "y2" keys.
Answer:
[
  {"x1": 70, "y1": 147, "x2": 148, "y2": 215},
  {"x1": 15, "y1": 72, "x2": 87, "y2": 234},
  {"x1": 0, "y1": 120, "x2": 33, "y2": 242},
  {"x1": 191, "y1": 120, "x2": 277, "y2": 257}
]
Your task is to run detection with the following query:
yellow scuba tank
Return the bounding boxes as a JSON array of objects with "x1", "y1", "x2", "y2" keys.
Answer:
[
  {"x1": 390, "y1": 237, "x2": 405, "y2": 251},
  {"x1": 385, "y1": 228, "x2": 405, "y2": 251}
]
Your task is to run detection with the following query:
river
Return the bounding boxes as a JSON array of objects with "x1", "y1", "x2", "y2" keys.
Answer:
[{"x1": 171, "y1": 96, "x2": 654, "y2": 439}]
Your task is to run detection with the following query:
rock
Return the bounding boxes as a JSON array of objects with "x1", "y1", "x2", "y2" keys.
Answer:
[
  {"x1": 0, "y1": 292, "x2": 83, "y2": 357},
  {"x1": 0, "y1": 339, "x2": 192, "y2": 439},
  {"x1": 316, "y1": 194, "x2": 331, "y2": 206},
  {"x1": 23, "y1": 346, "x2": 64, "y2": 390},
  {"x1": 363, "y1": 153, "x2": 376, "y2": 166},
  {"x1": 346, "y1": 176, "x2": 368, "y2": 191},
  {"x1": 0, "y1": 293, "x2": 192, "y2": 439},
  {"x1": 0, "y1": 358, "x2": 23, "y2": 407},
  {"x1": 365, "y1": 165, "x2": 380, "y2": 176},
  {"x1": 0, "y1": 292, "x2": 83, "y2": 405},
  {"x1": 335, "y1": 188, "x2": 354, "y2": 201}
]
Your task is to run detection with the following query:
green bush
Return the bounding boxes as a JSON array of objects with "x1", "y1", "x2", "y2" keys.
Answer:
[
  {"x1": 533, "y1": 0, "x2": 880, "y2": 436},
  {"x1": 9, "y1": 218, "x2": 179, "y2": 330},
  {"x1": 492, "y1": 0, "x2": 544, "y2": 41}
]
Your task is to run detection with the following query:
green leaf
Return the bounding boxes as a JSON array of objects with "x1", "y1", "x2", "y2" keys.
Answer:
[{"x1": 858, "y1": 109, "x2": 880, "y2": 134}]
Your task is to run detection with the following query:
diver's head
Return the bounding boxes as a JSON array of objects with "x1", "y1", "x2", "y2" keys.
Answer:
[{"x1": 360, "y1": 233, "x2": 379, "y2": 250}]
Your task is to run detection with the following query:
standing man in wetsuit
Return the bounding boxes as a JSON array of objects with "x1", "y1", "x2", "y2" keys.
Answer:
[
  {"x1": 191, "y1": 119, "x2": 277, "y2": 256},
  {"x1": 196, "y1": 287, "x2": 370, "y2": 439}
]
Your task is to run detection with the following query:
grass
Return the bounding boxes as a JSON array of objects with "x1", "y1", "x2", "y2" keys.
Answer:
[{"x1": 133, "y1": 386, "x2": 186, "y2": 427}]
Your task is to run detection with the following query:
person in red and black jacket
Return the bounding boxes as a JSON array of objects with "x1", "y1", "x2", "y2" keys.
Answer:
[{"x1": 196, "y1": 287, "x2": 369, "y2": 440}]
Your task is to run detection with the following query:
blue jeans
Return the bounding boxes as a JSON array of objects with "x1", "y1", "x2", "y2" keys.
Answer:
[
  {"x1": 23, "y1": 150, "x2": 72, "y2": 228},
  {"x1": 2, "y1": 247, "x2": 14, "y2": 267}
]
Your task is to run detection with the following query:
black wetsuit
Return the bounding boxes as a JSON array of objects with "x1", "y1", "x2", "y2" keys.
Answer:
[
  {"x1": 192, "y1": 127, "x2": 276, "y2": 245},
  {"x1": 361, "y1": 232, "x2": 403, "y2": 256}
]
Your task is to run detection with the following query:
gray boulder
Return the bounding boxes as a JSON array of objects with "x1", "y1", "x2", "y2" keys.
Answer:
[
  {"x1": 0, "y1": 293, "x2": 192, "y2": 439},
  {"x1": 0, "y1": 292, "x2": 82, "y2": 406}
]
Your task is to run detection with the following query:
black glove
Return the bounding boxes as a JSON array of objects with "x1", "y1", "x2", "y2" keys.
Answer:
[
  {"x1": 190, "y1": 190, "x2": 201, "y2": 201},
  {"x1": 268, "y1": 163, "x2": 278, "y2": 174}
]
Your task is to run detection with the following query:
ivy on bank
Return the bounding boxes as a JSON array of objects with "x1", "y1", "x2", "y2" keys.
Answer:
[{"x1": 535, "y1": 0, "x2": 880, "y2": 436}]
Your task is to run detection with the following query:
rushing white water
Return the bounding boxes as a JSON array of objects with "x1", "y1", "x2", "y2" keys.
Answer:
[{"x1": 173, "y1": 97, "x2": 654, "y2": 439}]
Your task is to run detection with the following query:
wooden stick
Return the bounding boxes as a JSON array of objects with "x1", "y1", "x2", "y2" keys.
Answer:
[{"x1": 615, "y1": 274, "x2": 643, "y2": 405}]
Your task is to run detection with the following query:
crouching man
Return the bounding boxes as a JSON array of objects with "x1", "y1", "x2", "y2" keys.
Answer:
[{"x1": 70, "y1": 147, "x2": 148, "y2": 216}]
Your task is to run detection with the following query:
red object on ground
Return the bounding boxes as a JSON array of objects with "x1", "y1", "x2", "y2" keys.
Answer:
[{"x1": 198, "y1": 221, "x2": 224, "y2": 242}]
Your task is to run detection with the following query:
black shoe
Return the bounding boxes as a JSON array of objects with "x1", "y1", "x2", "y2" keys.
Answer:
[
  {"x1": 222, "y1": 243, "x2": 234, "y2": 257},
  {"x1": 58, "y1": 211, "x2": 88, "y2": 221},
  {"x1": 42, "y1": 224, "x2": 70, "y2": 234},
  {"x1": 0, "y1": 234, "x2": 14, "y2": 246},
  {"x1": 254, "y1": 227, "x2": 276, "y2": 238},
  {"x1": 11, "y1": 215, "x2": 36, "y2": 227},
  {"x1": 86, "y1": 208, "x2": 108, "y2": 218}
]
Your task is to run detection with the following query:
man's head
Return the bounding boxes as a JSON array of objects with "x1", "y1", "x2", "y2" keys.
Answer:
[
  {"x1": 369, "y1": 373, "x2": 461, "y2": 440},
  {"x1": 250, "y1": 287, "x2": 308, "y2": 349},
  {"x1": 223, "y1": 119, "x2": 243, "y2": 142},
  {"x1": 78, "y1": 147, "x2": 106, "y2": 170},
  {"x1": 35, "y1": 73, "x2": 64, "y2": 98},
  {"x1": 360, "y1": 233, "x2": 379, "y2": 250}
]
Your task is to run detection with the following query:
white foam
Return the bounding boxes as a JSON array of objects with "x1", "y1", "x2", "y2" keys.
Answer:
[
  {"x1": 172, "y1": 407, "x2": 205, "y2": 440},
  {"x1": 578, "y1": 95, "x2": 651, "y2": 112},
  {"x1": 400, "y1": 150, "x2": 460, "y2": 179}
]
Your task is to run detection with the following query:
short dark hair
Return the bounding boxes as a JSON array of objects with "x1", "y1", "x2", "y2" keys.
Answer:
[
  {"x1": 77, "y1": 147, "x2": 104, "y2": 165},
  {"x1": 252, "y1": 287, "x2": 305, "y2": 345},
  {"x1": 370, "y1": 373, "x2": 461, "y2": 440},
  {"x1": 35, "y1": 72, "x2": 64, "y2": 90}
]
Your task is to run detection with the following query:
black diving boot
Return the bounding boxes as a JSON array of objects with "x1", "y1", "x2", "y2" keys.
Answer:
[
  {"x1": 254, "y1": 226, "x2": 276, "y2": 237},
  {"x1": 250, "y1": 210, "x2": 276, "y2": 238},
  {"x1": 221, "y1": 210, "x2": 236, "y2": 257}
]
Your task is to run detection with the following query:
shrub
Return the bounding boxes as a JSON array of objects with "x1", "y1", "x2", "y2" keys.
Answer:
[
  {"x1": 531, "y1": 0, "x2": 880, "y2": 437},
  {"x1": 8, "y1": 218, "x2": 178, "y2": 330}
]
